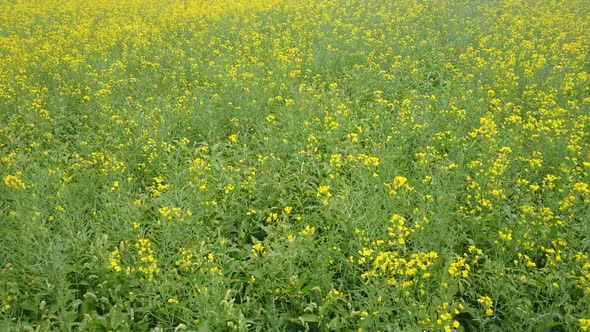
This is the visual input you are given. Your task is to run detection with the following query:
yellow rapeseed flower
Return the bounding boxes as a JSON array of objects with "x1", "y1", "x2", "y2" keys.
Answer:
[
  {"x1": 251, "y1": 243, "x2": 267, "y2": 257},
  {"x1": 3, "y1": 173, "x2": 25, "y2": 189}
]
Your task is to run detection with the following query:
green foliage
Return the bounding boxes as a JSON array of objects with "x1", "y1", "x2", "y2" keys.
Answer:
[{"x1": 1, "y1": 0, "x2": 590, "y2": 330}]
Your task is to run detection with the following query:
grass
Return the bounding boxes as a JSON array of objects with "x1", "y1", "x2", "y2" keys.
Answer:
[{"x1": 1, "y1": 0, "x2": 589, "y2": 331}]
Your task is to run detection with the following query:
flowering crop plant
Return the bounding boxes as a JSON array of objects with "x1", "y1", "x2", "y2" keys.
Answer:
[{"x1": 0, "y1": 0, "x2": 589, "y2": 330}]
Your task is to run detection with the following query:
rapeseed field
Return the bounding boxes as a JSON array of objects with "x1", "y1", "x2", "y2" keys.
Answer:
[{"x1": 1, "y1": 0, "x2": 589, "y2": 330}]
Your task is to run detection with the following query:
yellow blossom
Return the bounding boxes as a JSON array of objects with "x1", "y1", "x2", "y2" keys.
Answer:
[
  {"x1": 251, "y1": 243, "x2": 267, "y2": 257},
  {"x1": 3, "y1": 173, "x2": 25, "y2": 189}
]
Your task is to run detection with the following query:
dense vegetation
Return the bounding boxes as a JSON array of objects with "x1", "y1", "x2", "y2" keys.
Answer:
[{"x1": 1, "y1": 0, "x2": 589, "y2": 330}]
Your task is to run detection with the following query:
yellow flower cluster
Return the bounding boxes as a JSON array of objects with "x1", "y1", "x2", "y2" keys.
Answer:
[
  {"x1": 108, "y1": 249, "x2": 122, "y2": 272},
  {"x1": 2, "y1": 294, "x2": 16, "y2": 312},
  {"x1": 355, "y1": 153, "x2": 380, "y2": 167},
  {"x1": 435, "y1": 302, "x2": 463, "y2": 332},
  {"x1": 299, "y1": 225, "x2": 316, "y2": 236},
  {"x1": 135, "y1": 237, "x2": 160, "y2": 282},
  {"x1": 3, "y1": 173, "x2": 25, "y2": 189},
  {"x1": 317, "y1": 185, "x2": 332, "y2": 206},
  {"x1": 158, "y1": 206, "x2": 192, "y2": 223},
  {"x1": 107, "y1": 237, "x2": 161, "y2": 282},
  {"x1": 324, "y1": 288, "x2": 344, "y2": 301},
  {"x1": 384, "y1": 176, "x2": 414, "y2": 196},
  {"x1": 360, "y1": 249, "x2": 438, "y2": 290},
  {"x1": 448, "y1": 246, "x2": 484, "y2": 279},
  {"x1": 150, "y1": 176, "x2": 170, "y2": 197},
  {"x1": 175, "y1": 248, "x2": 194, "y2": 270},
  {"x1": 478, "y1": 296, "x2": 494, "y2": 317},
  {"x1": 251, "y1": 243, "x2": 267, "y2": 257},
  {"x1": 387, "y1": 214, "x2": 415, "y2": 246}
]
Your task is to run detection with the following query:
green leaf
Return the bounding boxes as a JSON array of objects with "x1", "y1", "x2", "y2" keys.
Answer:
[{"x1": 299, "y1": 314, "x2": 319, "y2": 323}]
